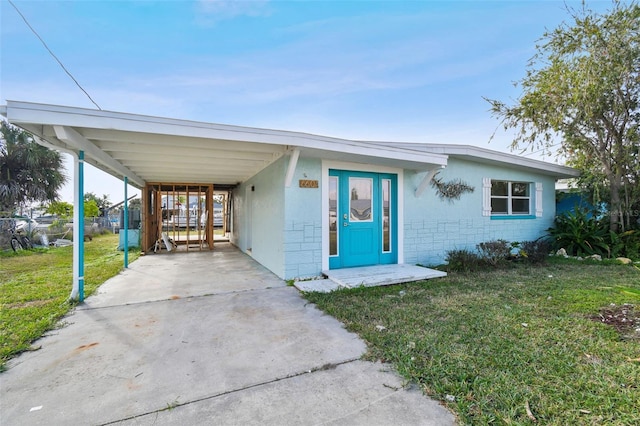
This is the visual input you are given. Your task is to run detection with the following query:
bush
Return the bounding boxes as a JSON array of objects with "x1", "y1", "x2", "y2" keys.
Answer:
[
  {"x1": 444, "y1": 249, "x2": 483, "y2": 273},
  {"x1": 547, "y1": 209, "x2": 609, "y2": 256},
  {"x1": 446, "y1": 238, "x2": 553, "y2": 273},
  {"x1": 606, "y1": 229, "x2": 640, "y2": 260},
  {"x1": 520, "y1": 239, "x2": 551, "y2": 264},
  {"x1": 476, "y1": 239, "x2": 511, "y2": 267}
]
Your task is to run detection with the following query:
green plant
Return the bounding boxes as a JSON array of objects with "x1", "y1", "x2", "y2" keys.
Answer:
[
  {"x1": 476, "y1": 239, "x2": 511, "y2": 267},
  {"x1": 607, "y1": 229, "x2": 640, "y2": 260},
  {"x1": 547, "y1": 209, "x2": 609, "y2": 256},
  {"x1": 520, "y1": 239, "x2": 552, "y2": 264},
  {"x1": 444, "y1": 249, "x2": 483, "y2": 273}
]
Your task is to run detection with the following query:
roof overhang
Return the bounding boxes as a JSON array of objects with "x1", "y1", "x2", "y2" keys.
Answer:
[
  {"x1": 372, "y1": 142, "x2": 580, "y2": 179},
  {"x1": 1, "y1": 101, "x2": 449, "y2": 190}
]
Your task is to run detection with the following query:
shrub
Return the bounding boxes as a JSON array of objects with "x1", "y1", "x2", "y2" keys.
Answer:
[
  {"x1": 547, "y1": 209, "x2": 609, "y2": 256},
  {"x1": 476, "y1": 239, "x2": 511, "y2": 267},
  {"x1": 520, "y1": 239, "x2": 552, "y2": 264},
  {"x1": 607, "y1": 229, "x2": 640, "y2": 260},
  {"x1": 444, "y1": 249, "x2": 483, "y2": 273}
]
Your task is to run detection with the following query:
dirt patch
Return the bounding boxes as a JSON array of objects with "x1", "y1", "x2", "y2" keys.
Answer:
[
  {"x1": 5, "y1": 299, "x2": 53, "y2": 309},
  {"x1": 591, "y1": 304, "x2": 639, "y2": 339}
]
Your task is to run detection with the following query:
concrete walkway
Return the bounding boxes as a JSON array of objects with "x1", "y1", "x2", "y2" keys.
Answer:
[{"x1": 0, "y1": 243, "x2": 455, "y2": 425}]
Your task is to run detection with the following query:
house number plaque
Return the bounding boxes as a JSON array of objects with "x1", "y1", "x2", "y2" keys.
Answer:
[{"x1": 299, "y1": 179, "x2": 319, "y2": 188}]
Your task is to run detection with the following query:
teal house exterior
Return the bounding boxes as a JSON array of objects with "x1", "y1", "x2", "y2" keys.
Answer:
[
  {"x1": 2, "y1": 101, "x2": 578, "y2": 282},
  {"x1": 230, "y1": 142, "x2": 577, "y2": 279}
]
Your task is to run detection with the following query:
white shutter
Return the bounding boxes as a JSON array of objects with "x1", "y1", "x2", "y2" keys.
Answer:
[
  {"x1": 535, "y1": 182, "x2": 543, "y2": 217},
  {"x1": 482, "y1": 178, "x2": 491, "y2": 216}
]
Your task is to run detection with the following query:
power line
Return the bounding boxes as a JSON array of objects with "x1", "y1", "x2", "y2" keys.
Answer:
[{"x1": 8, "y1": 0, "x2": 102, "y2": 110}]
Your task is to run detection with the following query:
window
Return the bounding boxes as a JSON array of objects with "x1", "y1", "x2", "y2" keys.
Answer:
[
  {"x1": 381, "y1": 178, "x2": 391, "y2": 253},
  {"x1": 329, "y1": 176, "x2": 338, "y2": 256},
  {"x1": 349, "y1": 177, "x2": 373, "y2": 222},
  {"x1": 491, "y1": 180, "x2": 531, "y2": 215}
]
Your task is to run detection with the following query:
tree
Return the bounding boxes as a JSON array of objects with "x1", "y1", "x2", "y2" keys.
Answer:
[
  {"x1": 128, "y1": 198, "x2": 141, "y2": 210},
  {"x1": 46, "y1": 200, "x2": 73, "y2": 218},
  {"x1": 47, "y1": 198, "x2": 102, "y2": 219},
  {"x1": 84, "y1": 199, "x2": 100, "y2": 218},
  {"x1": 487, "y1": 1, "x2": 640, "y2": 232},
  {"x1": 84, "y1": 192, "x2": 111, "y2": 214},
  {"x1": 0, "y1": 120, "x2": 67, "y2": 216}
]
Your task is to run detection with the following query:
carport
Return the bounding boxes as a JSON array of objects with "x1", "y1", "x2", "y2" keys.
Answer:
[
  {"x1": 1, "y1": 101, "x2": 292, "y2": 299},
  {"x1": 1, "y1": 100, "x2": 448, "y2": 300}
]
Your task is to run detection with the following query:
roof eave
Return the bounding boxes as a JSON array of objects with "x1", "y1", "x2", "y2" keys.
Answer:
[{"x1": 386, "y1": 143, "x2": 579, "y2": 179}]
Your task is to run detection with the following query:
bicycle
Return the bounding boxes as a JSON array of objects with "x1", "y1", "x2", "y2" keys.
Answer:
[{"x1": 8, "y1": 220, "x2": 33, "y2": 252}]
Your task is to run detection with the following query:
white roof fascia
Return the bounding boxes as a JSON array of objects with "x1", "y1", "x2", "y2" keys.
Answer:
[
  {"x1": 381, "y1": 142, "x2": 579, "y2": 179},
  {"x1": 4, "y1": 101, "x2": 448, "y2": 169},
  {"x1": 53, "y1": 125, "x2": 145, "y2": 187}
]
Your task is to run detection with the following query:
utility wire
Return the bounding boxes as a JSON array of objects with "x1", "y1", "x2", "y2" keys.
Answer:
[{"x1": 8, "y1": 0, "x2": 102, "y2": 110}]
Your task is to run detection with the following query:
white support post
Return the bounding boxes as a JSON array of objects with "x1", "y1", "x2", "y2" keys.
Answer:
[
  {"x1": 124, "y1": 177, "x2": 129, "y2": 268},
  {"x1": 70, "y1": 150, "x2": 85, "y2": 302},
  {"x1": 32, "y1": 136, "x2": 85, "y2": 302},
  {"x1": 284, "y1": 148, "x2": 300, "y2": 188}
]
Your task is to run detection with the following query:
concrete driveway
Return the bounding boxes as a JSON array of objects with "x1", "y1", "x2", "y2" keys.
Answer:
[{"x1": 0, "y1": 243, "x2": 455, "y2": 425}]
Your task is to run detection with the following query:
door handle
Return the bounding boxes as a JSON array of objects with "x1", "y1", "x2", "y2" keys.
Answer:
[{"x1": 343, "y1": 222, "x2": 349, "y2": 227}]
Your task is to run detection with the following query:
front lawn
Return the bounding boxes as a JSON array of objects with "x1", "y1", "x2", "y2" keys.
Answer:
[
  {"x1": 0, "y1": 233, "x2": 139, "y2": 370},
  {"x1": 304, "y1": 259, "x2": 640, "y2": 425}
]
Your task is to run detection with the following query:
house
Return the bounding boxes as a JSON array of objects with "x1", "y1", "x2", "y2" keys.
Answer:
[{"x1": 1, "y1": 101, "x2": 579, "y2": 282}]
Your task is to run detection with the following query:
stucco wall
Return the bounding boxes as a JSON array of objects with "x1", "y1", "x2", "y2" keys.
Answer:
[
  {"x1": 231, "y1": 157, "x2": 286, "y2": 278},
  {"x1": 403, "y1": 157, "x2": 557, "y2": 266},
  {"x1": 283, "y1": 157, "x2": 323, "y2": 279},
  {"x1": 231, "y1": 156, "x2": 324, "y2": 280},
  {"x1": 232, "y1": 154, "x2": 561, "y2": 279}
]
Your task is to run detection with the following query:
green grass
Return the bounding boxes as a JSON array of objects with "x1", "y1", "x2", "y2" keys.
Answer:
[
  {"x1": 304, "y1": 259, "x2": 640, "y2": 425},
  {"x1": 0, "y1": 233, "x2": 139, "y2": 370}
]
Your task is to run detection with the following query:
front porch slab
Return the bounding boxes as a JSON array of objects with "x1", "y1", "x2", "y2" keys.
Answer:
[
  {"x1": 325, "y1": 264, "x2": 447, "y2": 288},
  {"x1": 293, "y1": 278, "x2": 343, "y2": 293}
]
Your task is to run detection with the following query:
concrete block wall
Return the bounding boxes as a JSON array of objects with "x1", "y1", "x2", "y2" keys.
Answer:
[
  {"x1": 283, "y1": 220, "x2": 323, "y2": 279},
  {"x1": 283, "y1": 157, "x2": 324, "y2": 280},
  {"x1": 404, "y1": 216, "x2": 554, "y2": 266}
]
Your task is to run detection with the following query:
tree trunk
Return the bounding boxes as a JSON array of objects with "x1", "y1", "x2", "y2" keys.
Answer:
[{"x1": 609, "y1": 178, "x2": 622, "y2": 233}]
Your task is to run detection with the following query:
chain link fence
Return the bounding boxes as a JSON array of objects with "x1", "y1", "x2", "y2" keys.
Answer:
[{"x1": 0, "y1": 213, "x2": 120, "y2": 251}]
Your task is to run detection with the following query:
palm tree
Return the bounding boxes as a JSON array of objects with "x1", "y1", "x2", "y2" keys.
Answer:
[{"x1": 0, "y1": 120, "x2": 67, "y2": 216}]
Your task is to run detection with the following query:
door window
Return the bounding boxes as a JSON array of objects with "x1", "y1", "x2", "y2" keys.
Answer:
[{"x1": 349, "y1": 177, "x2": 373, "y2": 221}]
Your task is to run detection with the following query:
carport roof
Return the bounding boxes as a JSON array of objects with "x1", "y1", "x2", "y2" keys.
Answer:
[{"x1": 0, "y1": 101, "x2": 450, "y2": 190}]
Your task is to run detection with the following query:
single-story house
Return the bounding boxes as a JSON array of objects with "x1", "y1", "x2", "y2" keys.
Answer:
[{"x1": 1, "y1": 101, "x2": 579, "y2": 282}]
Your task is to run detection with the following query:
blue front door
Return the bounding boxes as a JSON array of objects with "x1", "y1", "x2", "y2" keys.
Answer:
[{"x1": 329, "y1": 170, "x2": 397, "y2": 269}]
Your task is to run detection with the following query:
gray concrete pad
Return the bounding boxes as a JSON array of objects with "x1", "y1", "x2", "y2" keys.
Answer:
[
  {"x1": 293, "y1": 278, "x2": 342, "y2": 293},
  {"x1": 119, "y1": 361, "x2": 453, "y2": 426},
  {"x1": 0, "y1": 243, "x2": 455, "y2": 425},
  {"x1": 323, "y1": 264, "x2": 447, "y2": 289},
  {"x1": 82, "y1": 243, "x2": 286, "y2": 308}
]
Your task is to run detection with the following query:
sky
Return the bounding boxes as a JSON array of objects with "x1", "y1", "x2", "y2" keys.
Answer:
[{"x1": 0, "y1": 0, "x2": 614, "y2": 205}]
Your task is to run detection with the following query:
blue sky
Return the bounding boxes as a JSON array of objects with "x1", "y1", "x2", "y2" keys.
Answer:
[{"x1": 0, "y1": 0, "x2": 613, "y2": 204}]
